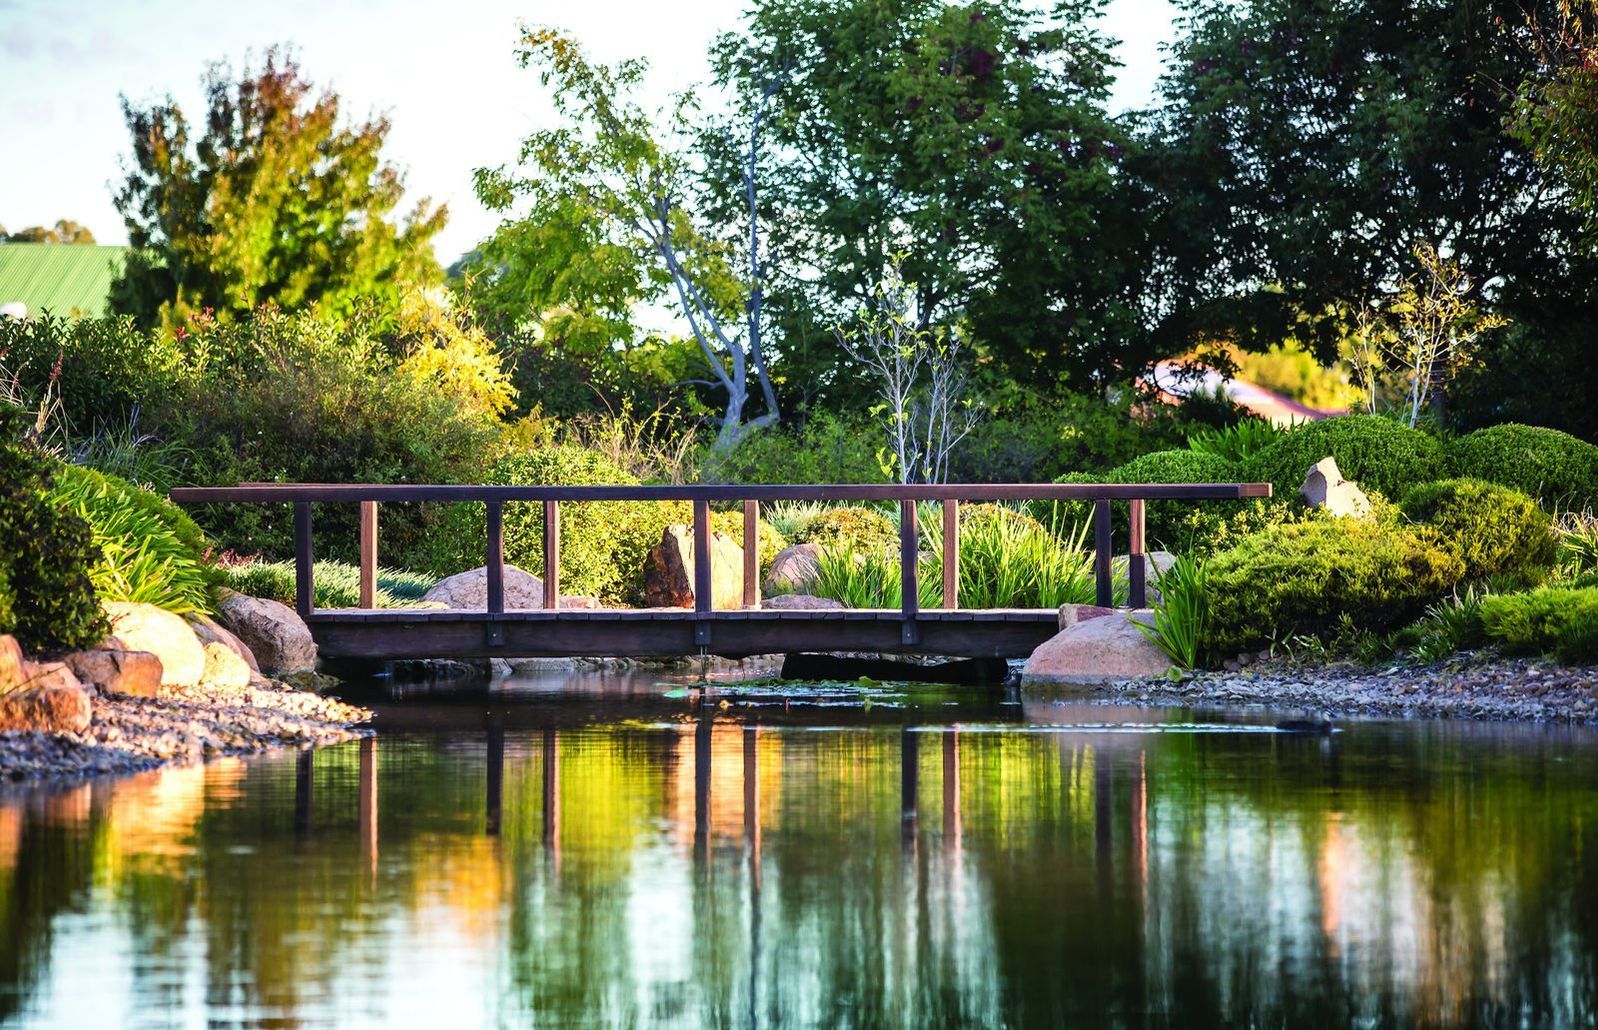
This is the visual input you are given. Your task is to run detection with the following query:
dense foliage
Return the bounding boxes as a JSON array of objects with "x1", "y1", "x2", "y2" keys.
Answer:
[
  {"x1": 1447, "y1": 423, "x2": 1598, "y2": 511},
  {"x1": 1204, "y1": 520, "x2": 1464, "y2": 657},
  {"x1": 0, "y1": 408, "x2": 106, "y2": 654},
  {"x1": 1480, "y1": 587, "x2": 1598, "y2": 664},
  {"x1": 1401, "y1": 479, "x2": 1558, "y2": 583}
]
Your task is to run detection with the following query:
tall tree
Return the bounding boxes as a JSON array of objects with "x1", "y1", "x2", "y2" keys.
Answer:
[
  {"x1": 475, "y1": 28, "x2": 780, "y2": 450},
  {"x1": 707, "y1": 0, "x2": 1145, "y2": 399},
  {"x1": 1148, "y1": 0, "x2": 1584, "y2": 359},
  {"x1": 110, "y1": 49, "x2": 445, "y2": 329}
]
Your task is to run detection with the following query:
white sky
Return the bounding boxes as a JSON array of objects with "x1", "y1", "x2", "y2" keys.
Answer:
[{"x1": 0, "y1": 0, "x2": 1178, "y2": 266}]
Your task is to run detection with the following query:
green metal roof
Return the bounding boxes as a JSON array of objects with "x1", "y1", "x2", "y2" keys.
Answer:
[{"x1": 0, "y1": 243, "x2": 129, "y2": 318}]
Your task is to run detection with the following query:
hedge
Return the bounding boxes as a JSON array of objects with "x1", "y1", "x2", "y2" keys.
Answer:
[
  {"x1": 1244, "y1": 415, "x2": 1444, "y2": 500},
  {"x1": 1447, "y1": 423, "x2": 1598, "y2": 511},
  {"x1": 1400, "y1": 478, "x2": 1558, "y2": 583}
]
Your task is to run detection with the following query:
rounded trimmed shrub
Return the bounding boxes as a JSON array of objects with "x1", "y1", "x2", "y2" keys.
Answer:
[
  {"x1": 1243, "y1": 415, "x2": 1444, "y2": 500},
  {"x1": 1400, "y1": 478, "x2": 1558, "y2": 582},
  {"x1": 1052, "y1": 449, "x2": 1243, "y2": 548},
  {"x1": 1447, "y1": 423, "x2": 1598, "y2": 511},
  {"x1": 0, "y1": 406, "x2": 107, "y2": 654},
  {"x1": 1205, "y1": 519, "x2": 1465, "y2": 658},
  {"x1": 1480, "y1": 587, "x2": 1598, "y2": 664},
  {"x1": 796, "y1": 507, "x2": 897, "y2": 552}
]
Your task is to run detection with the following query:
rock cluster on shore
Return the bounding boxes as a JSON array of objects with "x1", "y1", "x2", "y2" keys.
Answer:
[{"x1": 0, "y1": 594, "x2": 368, "y2": 783}]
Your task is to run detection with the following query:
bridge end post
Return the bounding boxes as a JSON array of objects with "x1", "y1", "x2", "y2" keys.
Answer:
[
  {"x1": 1093, "y1": 499, "x2": 1113, "y2": 608},
  {"x1": 742, "y1": 499, "x2": 760, "y2": 609},
  {"x1": 294, "y1": 501, "x2": 314, "y2": 618},
  {"x1": 941, "y1": 499, "x2": 959, "y2": 610},
  {"x1": 358, "y1": 501, "x2": 377, "y2": 609},
  {"x1": 693, "y1": 498, "x2": 712, "y2": 646},
  {"x1": 1128, "y1": 499, "x2": 1147, "y2": 609}
]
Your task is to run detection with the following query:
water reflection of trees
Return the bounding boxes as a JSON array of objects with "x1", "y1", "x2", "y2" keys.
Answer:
[{"x1": 0, "y1": 717, "x2": 1594, "y2": 1024}]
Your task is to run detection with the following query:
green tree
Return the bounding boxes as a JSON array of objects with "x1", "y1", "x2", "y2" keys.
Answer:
[
  {"x1": 707, "y1": 0, "x2": 1144, "y2": 398},
  {"x1": 109, "y1": 49, "x2": 446, "y2": 329},
  {"x1": 1148, "y1": 0, "x2": 1582, "y2": 360},
  {"x1": 4, "y1": 220, "x2": 97, "y2": 244},
  {"x1": 475, "y1": 28, "x2": 779, "y2": 450},
  {"x1": 1512, "y1": 1, "x2": 1598, "y2": 226}
]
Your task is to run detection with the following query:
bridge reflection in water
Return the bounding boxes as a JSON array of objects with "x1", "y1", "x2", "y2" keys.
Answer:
[{"x1": 4, "y1": 707, "x2": 1595, "y2": 1026}]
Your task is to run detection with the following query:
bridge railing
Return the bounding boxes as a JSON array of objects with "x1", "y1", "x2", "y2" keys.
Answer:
[{"x1": 169, "y1": 482, "x2": 1271, "y2": 643}]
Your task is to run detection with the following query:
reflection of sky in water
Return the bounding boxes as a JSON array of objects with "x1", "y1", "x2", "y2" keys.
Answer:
[{"x1": 0, "y1": 685, "x2": 1595, "y2": 1026}]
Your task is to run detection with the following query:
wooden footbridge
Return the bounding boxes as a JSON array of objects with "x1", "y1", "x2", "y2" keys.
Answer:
[{"x1": 170, "y1": 482, "x2": 1270, "y2": 661}]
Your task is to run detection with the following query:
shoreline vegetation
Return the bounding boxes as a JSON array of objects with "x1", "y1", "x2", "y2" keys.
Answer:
[{"x1": 6, "y1": 3, "x2": 1598, "y2": 786}]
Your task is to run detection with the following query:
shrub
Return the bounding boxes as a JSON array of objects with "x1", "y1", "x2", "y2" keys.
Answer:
[
  {"x1": 1400, "y1": 479, "x2": 1558, "y2": 582},
  {"x1": 52, "y1": 464, "x2": 215, "y2": 615},
  {"x1": 701, "y1": 412, "x2": 889, "y2": 485},
  {"x1": 1243, "y1": 414, "x2": 1444, "y2": 500},
  {"x1": 926, "y1": 510, "x2": 1099, "y2": 609},
  {"x1": 1170, "y1": 498, "x2": 1318, "y2": 559},
  {"x1": 1480, "y1": 587, "x2": 1598, "y2": 664},
  {"x1": 417, "y1": 445, "x2": 677, "y2": 604},
  {"x1": 763, "y1": 500, "x2": 824, "y2": 542},
  {"x1": 1447, "y1": 423, "x2": 1598, "y2": 511},
  {"x1": 1053, "y1": 449, "x2": 1243, "y2": 549},
  {"x1": 796, "y1": 506, "x2": 898, "y2": 552},
  {"x1": 1205, "y1": 520, "x2": 1465, "y2": 657},
  {"x1": 1555, "y1": 510, "x2": 1598, "y2": 582},
  {"x1": 708, "y1": 510, "x2": 785, "y2": 571},
  {"x1": 0, "y1": 406, "x2": 107, "y2": 653},
  {"x1": 222, "y1": 559, "x2": 434, "y2": 610}
]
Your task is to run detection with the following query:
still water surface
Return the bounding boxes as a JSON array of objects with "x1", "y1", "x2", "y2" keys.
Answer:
[{"x1": 2, "y1": 670, "x2": 1596, "y2": 1027}]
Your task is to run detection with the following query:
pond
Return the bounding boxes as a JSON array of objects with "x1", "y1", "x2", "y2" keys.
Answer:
[{"x1": 1, "y1": 669, "x2": 1596, "y2": 1027}]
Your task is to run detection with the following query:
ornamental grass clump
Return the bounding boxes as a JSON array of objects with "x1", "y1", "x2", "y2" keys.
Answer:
[
  {"x1": 1186, "y1": 417, "x2": 1286, "y2": 463},
  {"x1": 1448, "y1": 423, "x2": 1598, "y2": 511},
  {"x1": 1136, "y1": 555, "x2": 1209, "y2": 669},
  {"x1": 52, "y1": 466, "x2": 215, "y2": 615},
  {"x1": 1203, "y1": 520, "x2": 1464, "y2": 657},
  {"x1": 1400, "y1": 478, "x2": 1558, "y2": 583},
  {"x1": 222, "y1": 559, "x2": 435, "y2": 610}
]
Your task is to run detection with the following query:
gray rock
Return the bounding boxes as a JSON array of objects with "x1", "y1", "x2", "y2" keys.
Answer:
[
  {"x1": 764, "y1": 542, "x2": 822, "y2": 594},
  {"x1": 762, "y1": 593, "x2": 847, "y2": 610},
  {"x1": 1300, "y1": 456, "x2": 1372, "y2": 518},
  {"x1": 424, "y1": 565, "x2": 544, "y2": 609},
  {"x1": 1021, "y1": 610, "x2": 1172, "y2": 688},
  {"x1": 216, "y1": 593, "x2": 319, "y2": 676}
]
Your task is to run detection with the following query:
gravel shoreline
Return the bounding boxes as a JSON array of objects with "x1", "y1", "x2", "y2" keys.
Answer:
[
  {"x1": 1086, "y1": 654, "x2": 1598, "y2": 724},
  {"x1": 0, "y1": 680, "x2": 372, "y2": 783}
]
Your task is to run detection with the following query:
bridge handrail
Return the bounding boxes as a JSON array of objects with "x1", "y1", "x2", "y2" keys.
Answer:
[{"x1": 170, "y1": 481, "x2": 1272, "y2": 638}]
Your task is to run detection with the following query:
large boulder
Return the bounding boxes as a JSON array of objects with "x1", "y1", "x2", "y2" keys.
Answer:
[
  {"x1": 64, "y1": 648, "x2": 162, "y2": 698},
  {"x1": 216, "y1": 592, "x2": 318, "y2": 676},
  {"x1": 764, "y1": 543, "x2": 822, "y2": 595},
  {"x1": 423, "y1": 565, "x2": 544, "y2": 610},
  {"x1": 642, "y1": 525, "x2": 746, "y2": 609},
  {"x1": 189, "y1": 614, "x2": 260, "y2": 672},
  {"x1": 0, "y1": 635, "x2": 23, "y2": 691},
  {"x1": 1057, "y1": 604, "x2": 1119, "y2": 630},
  {"x1": 201, "y1": 642, "x2": 252, "y2": 690},
  {"x1": 0, "y1": 667, "x2": 91, "y2": 734},
  {"x1": 102, "y1": 601, "x2": 206, "y2": 686},
  {"x1": 1021, "y1": 610, "x2": 1172, "y2": 688},
  {"x1": 1300, "y1": 456, "x2": 1372, "y2": 518}
]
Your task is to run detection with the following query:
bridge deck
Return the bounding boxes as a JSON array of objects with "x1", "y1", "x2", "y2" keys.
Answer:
[{"x1": 306, "y1": 608, "x2": 1061, "y2": 660}]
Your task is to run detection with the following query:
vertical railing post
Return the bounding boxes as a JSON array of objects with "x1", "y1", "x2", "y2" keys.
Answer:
[
  {"x1": 742, "y1": 499, "x2": 760, "y2": 609},
  {"x1": 1093, "y1": 498, "x2": 1113, "y2": 608},
  {"x1": 543, "y1": 500, "x2": 560, "y2": 610},
  {"x1": 358, "y1": 500, "x2": 378, "y2": 609},
  {"x1": 1128, "y1": 498, "x2": 1147, "y2": 609},
  {"x1": 900, "y1": 499, "x2": 919, "y2": 645},
  {"x1": 941, "y1": 498, "x2": 959, "y2": 610},
  {"x1": 294, "y1": 501, "x2": 314, "y2": 617},
  {"x1": 486, "y1": 500, "x2": 505, "y2": 615},
  {"x1": 693, "y1": 498, "x2": 712, "y2": 645}
]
